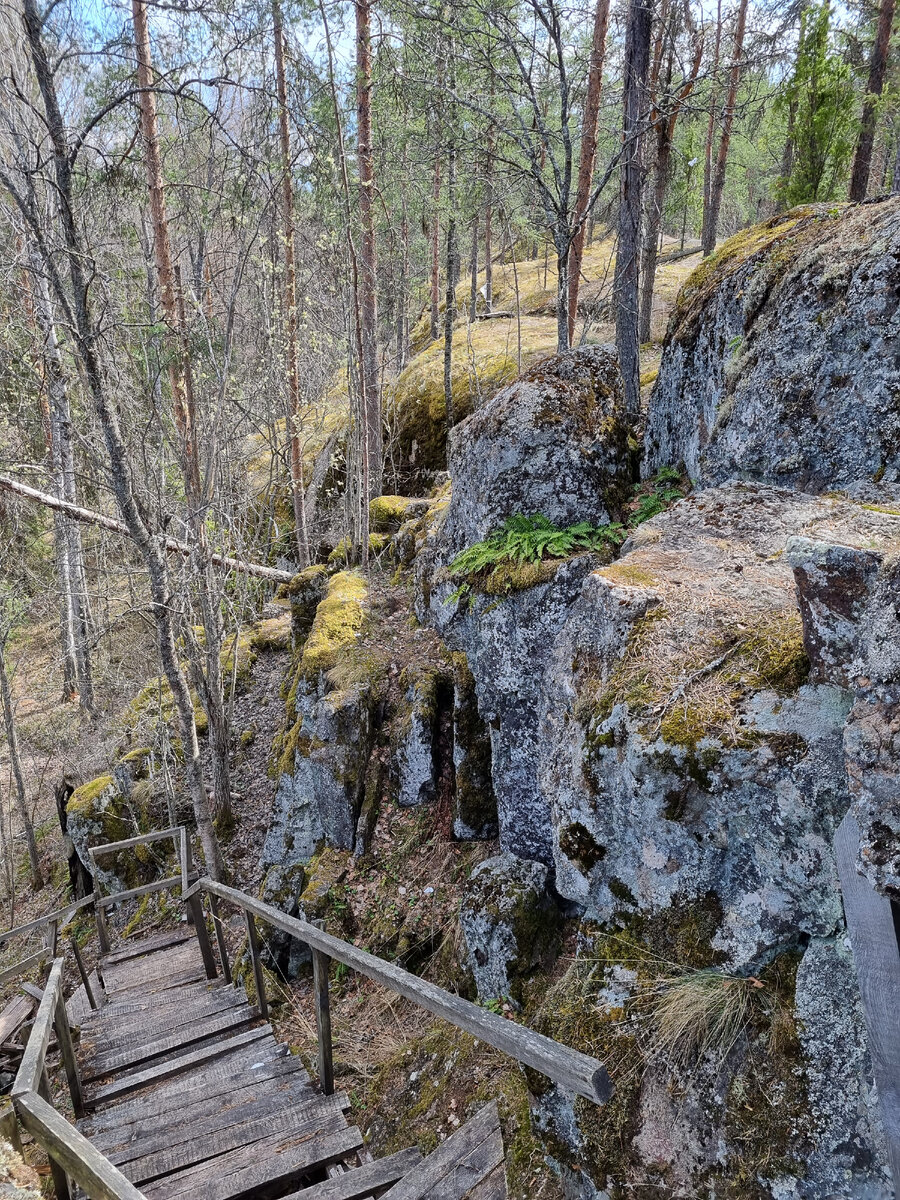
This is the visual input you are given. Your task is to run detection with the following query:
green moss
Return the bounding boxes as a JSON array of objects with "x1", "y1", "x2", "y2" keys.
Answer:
[
  {"x1": 328, "y1": 533, "x2": 391, "y2": 564},
  {"x1": 248, "y1": 615, "x2": 292, "y2": 652},
  {"x1": 116, "y1": 747, "x2": 152, "y2": 776},
  {"x1": 300, "y1": 572, "x2": 368, "y2": 681},
  {"x1": 369, "y1": 495, "x2": 422, "y2": 532},
  {"x1": 67, "y1": 774, "x2": 115, "y2": 819},
  {"x1": 595, "y1": 561, "x2": 658, "y2": 588},
  {"x1": 482, "y1": 558, "x2": 563, "y2": 595}
]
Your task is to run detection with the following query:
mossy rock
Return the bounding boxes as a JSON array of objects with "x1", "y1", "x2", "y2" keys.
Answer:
[
  {"x1": 299, "y1": 847, "x2": 351, "y2": 922},
  {"x1": 281, "y1": 564, "x2": 330, "y2": 645},
  {"x1": 298, "y1": 571, "x2": 368, "y2": 683},
  {"x1": 369, "y1": 495, "x2": 430, "y2": 533},
  {"x1": 115, "y1": 747, "x2": 152, "y2": 780},
  {"x1": 248, "y1": 614, "x2": 292, "y2": 653},
  {"x1": 328, "y1": 533, "x2": 391, "y2": 565}
]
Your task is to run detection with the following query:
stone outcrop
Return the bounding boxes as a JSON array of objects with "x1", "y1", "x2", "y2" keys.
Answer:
[
  {"x1": 644, "y1": 201, "x2": 900, "y2": 495},
  {"x1": 459, "y1": 853, "x2": 559, "y2": 1002},
  {"x1": 786, "y1": 534, "x2": 900, "y2": 894},
  {"x1": 263, "y1": 571, "x2": 379, "y2": 875},
  {"x1": 439, "y1": 344, "x2": 633, "y2": 553}
]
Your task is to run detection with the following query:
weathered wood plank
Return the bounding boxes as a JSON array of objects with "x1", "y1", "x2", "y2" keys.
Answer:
[
  {"x1": 120, "y1": 1092, "x2": 350, "y2": 1183},
  {"x1": 89, "y1": 827, "x2": 182, "y2": 859},
  {"x1": 13, "y1": 1089, "x2": 144, "y2": 1200},
  {"x1": 143, "y1": 1124, "x2": 365, "y2": 1200},
  {"x1": 82, "y1": 1004, "x2": 259, "y2": 1079},
  {"x1": 0, "y1": 994, "x2": 34, "y2": 1044},
  {"x1": 464, "y1": 1162, "x2": 508, "y2": 1200},
  {"x1": 245, "y1": 911, "x2": 269, "y2": 1021},
  {"x1": 80, "y1": 984, "x2": 248, "y2": 1043},
  {"x1": 84, "y1": 1024, "x2": 274, "y2": 1107},
  {"x1": 82, "y1": 1050, "x2": 300, "y2": 1135},
  {"x1": 835, "y1": 812, "x2": 900, "y2": 1188},
  {"x1": 281, "y1": 1148, "x2": 423, "y2": 1200},
  {"x1": 0, "y1": 950, "x2": 47, "y2": 987},
  {"x1": 380, "y1": 1102, "x2": 502, "y2": 1200},
  {"x1": 88, "y1": 1061, "x2": 311, "y2": 1150},
  {"x1": 100, "y1": 931, "x2": 193, "y2": 965},
  {"x1": 12, "y1": 957, "x2": 63, "y2": 1096},
  {"x1": 203, "y1": 881, "x2": 612, "y2": 1104},
  {"x1": 0, "y1": 895, "x2": 95, "y2": 951}
]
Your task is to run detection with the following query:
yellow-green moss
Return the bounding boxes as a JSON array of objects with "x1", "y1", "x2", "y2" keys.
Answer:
[
  {"x1": 66, "y1": 774, "x2": 115, "y2": 819},
  {"x1": 595, "y1": 562, "x2": 658, "y2": 588},
  {"x1": 328, "y1": 533, "x2": 391, "y2": 564},
  {"x1": 248, "y1": 615, "x2": 292, "y2": 652},
  {"x1": 672, "y1": 205, "x2": 847, "y2": 340},
  {"x1": 300, "y1": 571, "x2": 368, "y2": 680},
  {"x1": 481, "y1": 558, "x2": 562, "y2": 596},
  {"x1": 369, "y1": 495, "x2": 417, "y2": 531}
]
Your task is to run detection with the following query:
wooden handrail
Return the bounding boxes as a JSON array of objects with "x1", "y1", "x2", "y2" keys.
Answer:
[
  {"x1": 0, "y1": 895, "x2": 95, "y2": 950},
  {"x1": 0, "y1": 948, "x2": 48, "y2": 987},
  {"x1": 200, "y1": 879, "x2": 612, "y2": 1105}
]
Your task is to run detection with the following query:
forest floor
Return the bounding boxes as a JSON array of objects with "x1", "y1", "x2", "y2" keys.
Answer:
[{"x1": 0, "y1": 235, "x2": 705, "y2": 1195}]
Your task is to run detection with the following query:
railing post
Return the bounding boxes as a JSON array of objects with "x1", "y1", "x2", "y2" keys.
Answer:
[
  {"x1": 311, "y1": 919, "x2": 334, "y2": 1096},
  {"x1": 68, "y1": 937, "x2": 99, "y2": 1011},
  {"x1": 209, "y1": 893, "x2": 231, "y2": 984},
  {"x1": 182, "y1": 841, "x2": 216, "y2": 980},
  {"x1": 38, "y1": 1071, "x2": 72, "y2": 1200},
  {"x1": 93, "y1": 892, "x2": 110, "y2": 955},
  {"x1": 45, "y1": 919, "x2": 58, "y2": 959},
  {"x1": 0, "y1": 1100, "x2": 22, "y2": 1154},
  {"x1": 52, "y1": 989, "x2": 83, "y2": 1118},
  {"x1": 245, "y1": 912, "x2": 268, "y2": 1020}
]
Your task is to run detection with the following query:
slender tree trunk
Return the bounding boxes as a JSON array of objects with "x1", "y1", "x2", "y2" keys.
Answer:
[
  {"x1": 638, "y1": 33, "x2": 702, "y2": 342},
  {"x1": 567, "y1": 0, "x2": 611, "y2": 345},
  {"x1": 273, "y1": 1, "x2": 310, "y2": 568},
  {"x1": 893, "y1": 125, "x2": 900, "y2": 193},
  {"x1": 701, "y1": 0, "x2": 723, "y2": 249},
  {"x1": 133, "y1": 0, "x2": 233, "y2": 832},
  {"x1": 469, "y1": 217, "x2": 479, "y2": 320},
  {"x1": 615, "y1": 0, "x2": 653, "y2": 419},
  {"x1": 0, "y1": 637, "x2": 42, "y2": 891},
  {"x1": 430, "y1": 155, "x2": 441, "y2": 340},
  {"x1": 396, "y1": 176, "x2": 410, "y2": 370},
  {"x1": 849, "y1": 0, "x2": 896, "y2": 201},
  {"x1": 444, "y1": 138, "x2": 458, "y2": 434},
  {"x1": 702, "y1": 0, "x2": 748, "y2": 256},
  {"x1": 27, "y1": 249, "x2": 95, "y2": 713},
  {"x1": 356, "y1": 0, "x2": 381, "y2": 500},
  {"x1": 21, "y1": 0, "x2": 224, "y2": 880},
  {"x1": 484, "y1": 178, "x2": 493, "y2": 313}
]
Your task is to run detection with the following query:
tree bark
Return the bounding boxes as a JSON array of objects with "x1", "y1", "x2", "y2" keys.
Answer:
[
  {"x1": 444, "y1": 136, "x2": 459, "y2": 434},
  {"x1": 469, "y1": 216, "x2": 479, "y2": 320},
  {"x1": 27, "y1": 249, "x2": 95, "y2": 713},
  {"x1": 133, "y1": 0, "x2": 234, "y2": 830},
  {"x1": 356, "y1": 0, "x2": 381, "y2": 499},
  {"x1": 615, "y1": 0, "x2": 653, "y2": 420},
  {"x1": 849, "y1": 0, "x2": 896, "y2": 201},
  {"x1": 430, "y1": 154, "x2": 441, "y2": 340},
  {"x1": 638, "y1": 31, "x2": 703, "y2": 342},
  {"x1": 567, "y1": 0, "x2": 611, "y2": 344},
  {"x1": 0, "y1": 476, "x2": 293, "y2": 582},
  {"x1": 0, "y1": 636, "x2": 42, "y2": 891},
  {"x1": 20, "y1": 0, "x2": 224, "y2": 881},
  {"x1": 701, "y1": 0, "x2": 748, "y2": 256},
  {"x1": 273, "y1": 0, "x2": 311, "y2": 568},
  {"x1": 701, "y1": 0, "x2": 723, "y2": 250}
]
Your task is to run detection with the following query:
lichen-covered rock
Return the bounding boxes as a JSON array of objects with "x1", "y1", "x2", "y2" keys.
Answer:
[
  {"x1": 280, "y1": 563, "x2": 330, "y2": 647},
  {"x1": 439, "y1": 345, "x2": 632, "y2": 552},
  {"x1": 459, "y1": 852, "x2": 559, "y2": 1002},
  {"x1": 451, "y1": 653, "x2": 497, "y2": 839},
  {"x1": 394, "y1": 665, "x2": 446, "y2": 808},
  {"x1": 543, "y1": 484, "x2": 898, "y2": 964},
  {"x1": 0, "y1": 1139, "x2": 42, "y2": 1199},
  {"x1": 259, "y1": 862, "x2": 308, "y2": 976},
  {"x1": 786, "y1": 536, "x2": 900, "y2": 893},
  {"x1": 644, "y1": 201, "x2": 900, "y2": 494},
  {"x1": 66, "y1": 774, "x2": 144, "y2": 892},
  {"x1": 264, "y1": 572, "x2": 379, "y2": 874},
  {"x1": 792, "y1": 938, "x2": 890, "y2": 1199}
]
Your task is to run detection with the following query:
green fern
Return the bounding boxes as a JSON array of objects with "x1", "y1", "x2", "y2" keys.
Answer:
[{"x1": 448, "y1": 514, "x2": 625, "y2": 599}]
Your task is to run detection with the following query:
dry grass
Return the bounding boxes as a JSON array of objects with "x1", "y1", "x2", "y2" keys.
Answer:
[{"x1": 641, "y1": 968, "x2": 762, "y2": 1069}]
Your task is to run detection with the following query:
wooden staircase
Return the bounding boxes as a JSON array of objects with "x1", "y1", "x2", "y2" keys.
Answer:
[{"x1": 74, "y1": 929, "x2": 506, "y2": 1199}]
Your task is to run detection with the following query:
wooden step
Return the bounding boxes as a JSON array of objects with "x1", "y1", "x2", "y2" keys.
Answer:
[{"x1": 380, "y1": 1101, "x2": 506, "y2": 1200}]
